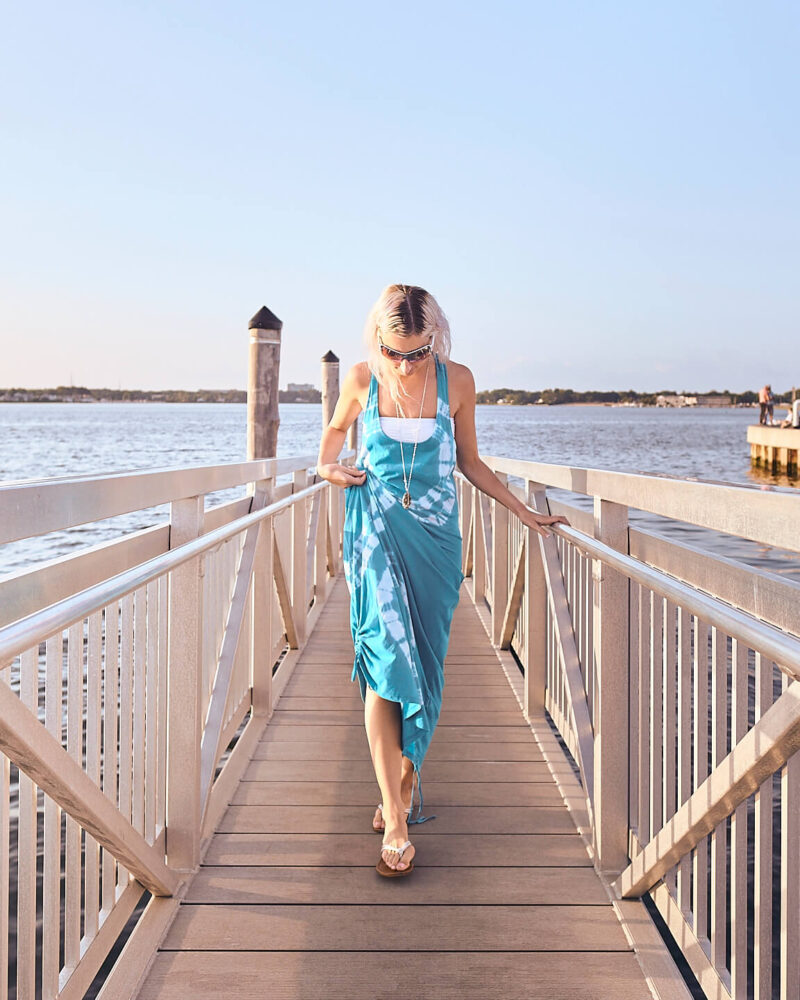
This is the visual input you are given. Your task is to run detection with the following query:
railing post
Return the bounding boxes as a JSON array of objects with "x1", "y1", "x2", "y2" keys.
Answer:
[
  {"x1": 251, "y1": 479, "x2": 275, "y2": 718},
  {"x1": 458, "y1": 479, "x2": 473, "y2": 577},
  {"x1": 592, "y1": 497, "x2": 630, "y2": 875},
  {"x1": 472, "y1": 486, "x2": 486, "y2": 603},
  {"x1": 315, "y1": 486, "x2": 329, "y2": 599},
  {"x1": 346, "y1": 412, "x2": 359, "y2": 456},
  {"x1": 524, "y1": 481, "x2": 547, "y2": 719},
  {"x1": 166, "y1": 495, "x2": 204, "y2": 872},
  {"x1": 292, "y1": 469, "x2": 309, "y2": 646},
  {"x1": 491, "y1": 472, "x2": 509, "y2": 646}
]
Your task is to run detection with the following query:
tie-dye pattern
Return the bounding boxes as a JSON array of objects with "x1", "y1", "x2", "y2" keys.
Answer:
[{"x1": 343, "y1": 354, "x2": 465, "y2": 824}]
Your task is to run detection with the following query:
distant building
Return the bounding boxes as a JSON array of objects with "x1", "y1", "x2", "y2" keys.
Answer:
[
  {"x1": 656, "y1": 395, "x2": 697, "y2": 407},
  {"x1": 287, "y1": 382, "x2": 314, "y2": 392},
  {"x1": 696, "y1": 395, "x2": 732, "y2": 407}
]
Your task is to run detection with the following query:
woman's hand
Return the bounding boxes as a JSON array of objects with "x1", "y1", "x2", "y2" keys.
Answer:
[
  {"x1": 318, "y1": 463, "x2": 367, "y2": 489},
  {"x1": 520, "y1": 507, "x2": 570, "y2": 538}
]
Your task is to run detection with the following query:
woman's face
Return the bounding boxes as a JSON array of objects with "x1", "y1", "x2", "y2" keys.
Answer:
[{"x1": 378, "y1": 330, "x2": 434, "y2": 377}]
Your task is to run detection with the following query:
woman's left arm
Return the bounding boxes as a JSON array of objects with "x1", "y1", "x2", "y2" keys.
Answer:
[{"x1": 451, "y1": 363, "x2": 569, "y2": 539}]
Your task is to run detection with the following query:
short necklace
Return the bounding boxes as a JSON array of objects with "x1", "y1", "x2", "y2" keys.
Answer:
[{"x1": 396, "y1": 357, "x2": 432, "y2": 509}]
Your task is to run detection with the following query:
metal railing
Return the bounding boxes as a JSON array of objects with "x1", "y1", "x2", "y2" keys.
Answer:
[
  {"x1": 456, "y1": 459, "x2": 800, "y2": 1000},
  {"x1": 0, "y1": 455, "x2": 346, "y2": 1000}
]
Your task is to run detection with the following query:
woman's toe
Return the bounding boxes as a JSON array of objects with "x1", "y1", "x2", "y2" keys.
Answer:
[{"x1": 397, "y1": 847, "x2": 414, "y2": 870}]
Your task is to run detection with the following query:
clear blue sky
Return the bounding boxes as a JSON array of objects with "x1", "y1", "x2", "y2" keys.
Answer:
[{"x1": 1, "y1": 1, "x2": 797, "y2": 393}]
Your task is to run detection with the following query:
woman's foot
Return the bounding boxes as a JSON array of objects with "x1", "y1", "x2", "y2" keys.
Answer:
[
  {"x1": 373, "y1": 770, "x2": 415, "y2": 832},
  {"x1": 379, "y1": 817, "x2": 416, "y2": 873}
]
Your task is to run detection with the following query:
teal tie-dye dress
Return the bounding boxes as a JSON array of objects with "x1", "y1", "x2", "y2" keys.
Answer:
[{"x1": 343, "y1": 354, "x2": 465, "y2": 824}]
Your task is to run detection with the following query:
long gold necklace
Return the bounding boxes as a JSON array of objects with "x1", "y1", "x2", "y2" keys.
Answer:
[{"x1": 396, "y1": 358, "x2": 432, "y2": 509}]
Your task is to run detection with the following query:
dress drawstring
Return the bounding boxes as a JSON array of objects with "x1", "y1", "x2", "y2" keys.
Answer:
[{"x1": 407, "y1": 762, "x2": 436, "y2": 826}]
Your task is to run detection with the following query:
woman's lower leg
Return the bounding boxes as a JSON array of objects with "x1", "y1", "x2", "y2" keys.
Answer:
[{"x1": 364, "y1": 687, "x2": 415, "y2": 869}]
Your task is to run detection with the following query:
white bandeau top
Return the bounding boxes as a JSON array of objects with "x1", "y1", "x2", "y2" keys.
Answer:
[{"x1": 379, "y1": 416, "x2": 437, "y2": 442}]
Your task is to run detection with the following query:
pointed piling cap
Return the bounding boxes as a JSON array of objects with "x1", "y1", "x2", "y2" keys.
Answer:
[
  {"x1": 321, "y1": 350, "x2": 339, "y2": 363},
  {"x1": 249, "y1": 306, "x2": 283, "y2": 331}
]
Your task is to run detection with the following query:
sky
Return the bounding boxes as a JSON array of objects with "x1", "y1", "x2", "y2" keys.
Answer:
[{"x1": 1, "y1": 1, "x2": 798, "y2": 394}]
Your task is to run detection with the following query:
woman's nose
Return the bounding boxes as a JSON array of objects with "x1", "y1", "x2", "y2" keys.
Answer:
[{"x1": 399, "y1": 361, "x2": 412, "y2": 375}]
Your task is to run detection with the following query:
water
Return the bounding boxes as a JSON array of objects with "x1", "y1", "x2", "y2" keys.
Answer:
[{"x1": 1, "y1": 401, "x2": 798, "y2": 581}]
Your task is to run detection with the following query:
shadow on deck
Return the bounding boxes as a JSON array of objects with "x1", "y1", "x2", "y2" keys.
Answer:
[{"x1": 137, "y1": 578, "x2": 653, "y2": 999}]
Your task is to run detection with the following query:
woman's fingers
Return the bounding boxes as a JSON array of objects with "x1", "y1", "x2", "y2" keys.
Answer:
[{"x1": 336, "y1": 465, "x2": 366, "y2": 488}]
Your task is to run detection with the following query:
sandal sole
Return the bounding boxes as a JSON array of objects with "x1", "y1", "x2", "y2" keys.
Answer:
[{"x1": 375, "y1": 858, "x2": 415, "y2": 877}]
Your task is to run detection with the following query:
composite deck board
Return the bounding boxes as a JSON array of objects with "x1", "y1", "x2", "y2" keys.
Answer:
[
  {"x1": 268, "y1": 709, "x2": 528, "y2": 726},
  {"x1": 244, "y1": 759, "x2": 558, "y2": 783},
  {"x1": 185, "y1": 864, "x2": 610, "y2": 904},
  {"x1": 136, "y1": 577, "x2": 653, "y2": 1000},
  {"x1": 203, "y1": 832, "x2": 594, "y2": 867},
  {"x1": 261, "y1": 723, "x2": 542, "y2": 742},
  {"x1": 232, "y1": 780, "x2": 563, "y2": 807},
  {"x1": 162, "y1": 902, "x2": 629, "y2": 951},
  {"x1": 139, "y1": 952, "x2": 650, "y2": 1000},
  {"x1": 251, "y1": 740, "x2": 545, "y2": 761},
  {"x1": 218, "y1": 804, "x2": 577, "y2": 834}
]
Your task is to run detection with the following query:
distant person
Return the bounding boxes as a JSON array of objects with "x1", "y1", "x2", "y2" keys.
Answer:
[
  {"x1": 780, "y1": 400, "x2": 800, "y2": 429},
  {"x1": 766, "y1": 385, "x2": 775, "y2": 426},
  {"x1": 759, "y1": 384, "x2": 769, "y2": 425}
]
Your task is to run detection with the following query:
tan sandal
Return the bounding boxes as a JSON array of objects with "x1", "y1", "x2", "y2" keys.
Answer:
[{"x1": 376, "y1": 840, "x2": 415, "y2": 877}]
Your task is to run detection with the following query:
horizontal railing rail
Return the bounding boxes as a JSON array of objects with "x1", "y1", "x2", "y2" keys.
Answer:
[
  {"x1": 0, "y1": 455, "x2": 319, "y2": 545},
  {"x1": 0, "y1": 480, "x2": 326, "y2": 668},
  {"x1": 482, "y1": 455, "x2": 800, "y2": 553},
  {"x1": 552, "y1": 523, "x2": 800, "y2": 681}
]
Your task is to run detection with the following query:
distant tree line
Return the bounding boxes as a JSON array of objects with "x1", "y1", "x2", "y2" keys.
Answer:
[
  {"x1": 0, "y1": 386, "x2": 322, "y2": 403},
  {"x1": 475, "y1": 388, "x2": 785, "y2": 406}
]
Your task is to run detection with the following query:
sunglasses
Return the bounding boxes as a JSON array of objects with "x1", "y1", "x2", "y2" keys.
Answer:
[{"x1": 378, "y1": 334, "x2": 434, "y2": 363}]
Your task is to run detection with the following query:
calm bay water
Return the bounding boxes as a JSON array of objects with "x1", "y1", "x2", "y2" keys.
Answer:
[{"x1": 1, "y1": 401, "x2": 798, "y2": 581}]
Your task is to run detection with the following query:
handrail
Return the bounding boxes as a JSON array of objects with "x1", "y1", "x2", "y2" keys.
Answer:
[
  {"x1": 480, "y1": 455, "x2": 800, "y2": 553},
  {"x1": 0, "y1": 479, "x2": 328, "y2": 667},
  {"x1": 0, "y1": 453, "x2": 325, "y2": 546},
  {"x1": 551, "y1": 523, "x2": 800, "y2": 681}
]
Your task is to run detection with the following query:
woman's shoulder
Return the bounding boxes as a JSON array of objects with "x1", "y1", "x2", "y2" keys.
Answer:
[
  {"x1": 443, "y1": 359, "x2": 475, "y2": 413},
  {"x1": 342, "y1": 361, "x2": 373, "y2": 409},
  {"x1": 344, "y1": 360, "x2": 371, "y2": 383}
]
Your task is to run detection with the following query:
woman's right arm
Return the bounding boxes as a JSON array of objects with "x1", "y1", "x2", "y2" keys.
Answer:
[{"x1": 316, "y1": 363, "x2": 368, "y2": 489}]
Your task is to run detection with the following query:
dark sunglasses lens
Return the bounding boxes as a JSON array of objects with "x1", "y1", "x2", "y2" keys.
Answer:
[{"x1": 380, "y1": 342, "x2": 432, "y2": 361}]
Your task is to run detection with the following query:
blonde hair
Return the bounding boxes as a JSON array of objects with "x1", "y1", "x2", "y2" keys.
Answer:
[{"x1": 363, "y1": 283, "x2": 452, "y2": 405}]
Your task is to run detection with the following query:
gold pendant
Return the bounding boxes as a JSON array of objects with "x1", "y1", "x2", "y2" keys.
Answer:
[{"x1": 401, "y1": 491, "x2": 411, "y2": 509}]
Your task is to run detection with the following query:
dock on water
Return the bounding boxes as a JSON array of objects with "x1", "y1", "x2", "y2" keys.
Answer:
[
  {"x1": 2, "y1": 314, "x2": 800, "y2": 1000},
  {"x1": 747, "y1": 423, "x2": 800, "y2": 473}
]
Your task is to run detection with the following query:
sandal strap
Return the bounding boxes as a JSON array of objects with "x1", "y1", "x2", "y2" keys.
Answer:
[
  {"x1": 381, "y1": 840, "x2": 412, "y2": 855},
  {"x1": 377, "y1": 802, "x2": 411, "y2": 814}
]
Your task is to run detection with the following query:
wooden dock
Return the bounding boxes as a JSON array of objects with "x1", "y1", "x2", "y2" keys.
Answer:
[
  {"x1": 137, "y1": 577, "x2": 652, "y2": 999},
  {"x1": 6, "y1": 452, "x2": 800, "y2": 999}
]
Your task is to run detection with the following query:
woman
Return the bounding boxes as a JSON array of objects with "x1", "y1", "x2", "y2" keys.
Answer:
[{"x1": 317, "y1": 284, "x2": 567, "y2": 877}]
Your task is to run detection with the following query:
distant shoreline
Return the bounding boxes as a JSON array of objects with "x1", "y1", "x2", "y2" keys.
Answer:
[
  {"x1": 0, "y1": 389, "x2": 321, "y2": 404},
  {"x1": 0, "y1": 390, "x2": 764, "y2": 410}
]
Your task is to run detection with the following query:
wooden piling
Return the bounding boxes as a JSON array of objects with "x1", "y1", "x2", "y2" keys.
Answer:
[
  {"x1": 247, "y1": 306, "x2": 283, "y2": 460},
  {"x1": 320, "y1": 351, "x2": 339, "y2": 429}
]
